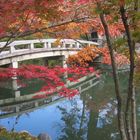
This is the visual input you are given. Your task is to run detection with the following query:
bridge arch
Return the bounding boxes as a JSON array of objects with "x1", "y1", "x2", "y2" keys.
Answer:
[{"x1": 0, "y1": 39, "x2": 99, "y2": 67}]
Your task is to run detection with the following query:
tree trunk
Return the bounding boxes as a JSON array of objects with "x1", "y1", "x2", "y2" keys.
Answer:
[
  {"x1": 97, "y1": 3, "x2": 127, "y2": 139},
  {"x1": 131, "y1": 87, "x2": 137, "y2": 140},
  {"x1": 120, "y1": 4, "x2": 137, "y2": 140}
]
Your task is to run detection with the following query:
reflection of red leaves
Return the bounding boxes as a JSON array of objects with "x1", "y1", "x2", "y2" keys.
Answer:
[
  {"x1": 89, "y1": 67, "x2": 95, "y2": 72},
  {"x1": 68, "y1": 77, "x2": 79, "y2": 82},
  {"x1": 57, "y1": 82, "x2": 65, "y2": 86},
  {"x1": 68, "y1": 77, "x2": 74, "y2": 81},
  {"x1": 33, "y1": 94, "x2": 47, "y2": 99},
  {"x1": 0, "y1": 65, "x2": 96, "y2": 98},
  {"x1": 59, "y1": 87, "x2": 79, "y2": 98},
  {"x1": 95, "y1": 73, "x2": 100, "y2": 78}
]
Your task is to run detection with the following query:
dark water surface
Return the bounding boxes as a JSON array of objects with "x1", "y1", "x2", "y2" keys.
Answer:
[{"x1": 0, "y1": 72, "x2": 140, "y2": 140}]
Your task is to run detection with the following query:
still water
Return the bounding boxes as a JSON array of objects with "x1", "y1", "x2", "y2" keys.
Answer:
[{"x1": 0, "y1": 72, "x2": 140, "y2": 140}]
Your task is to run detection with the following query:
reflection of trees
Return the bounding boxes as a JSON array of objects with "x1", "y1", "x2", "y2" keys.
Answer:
[
  {"x1": 86, "y1": 97, "x2": 119, "y2": 140},
  {"x1": 57, "y1": 98, "x2": 88, "y2": 140},
  {"x1": 80, "y1": 72, "x2": 125, "y2": 140},
  {"x1": 56, "y1": 73, "x2": 125, "y2": 140},
  {"x1": 1, "y1": 72, "x2": 139, "y2": 140},
  {"x1": 8, "y1": 113, "x2": 29, "y2": 132}
]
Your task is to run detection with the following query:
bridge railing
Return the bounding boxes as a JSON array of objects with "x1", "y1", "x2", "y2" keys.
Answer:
[{"x1": 0, "y1": 39, "x2": 99, "y2": 55}]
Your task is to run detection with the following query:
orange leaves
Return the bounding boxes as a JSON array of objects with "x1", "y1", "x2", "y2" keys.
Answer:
[
  {"x1": 67, "y1": 46, "x2": 129, "y2": 68},
  {"x1": 0, "y1": 0, "x2": 126, "y2": 40},
  {"x1": 115, "y1": 53, "x2": 129, "y2": 67},
  {"x1": 67, "y1": 45, "x2": 101, "y2": 67},
  {"x1": 0, "y1": 0, "x2": 63, "y2": 39},
  {"x1": 119, "y1": 0, "x2": 125, "y2": 6},
  {"x1": 53, "y1": 38, "x2": 62, "y2": 46},
  {"x1": 100, "y1": 47, "x2": 129, "y2": 67}
]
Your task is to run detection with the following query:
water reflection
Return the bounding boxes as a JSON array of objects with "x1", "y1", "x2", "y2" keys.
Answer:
[
  {"x1": 96, "y1": 99, "x2": 117, "y2": 128},
  {"x1": 55, "y1": 95, "x2": 120, "y2": 140},
  {"x1": 0, "y1": 72, "x2": 139, "y2": 140},
  {"x1": 56, "y1": 99, "x2": 88, "y2": 140}
]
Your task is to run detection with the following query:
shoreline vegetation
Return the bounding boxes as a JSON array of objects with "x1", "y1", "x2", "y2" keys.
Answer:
[
  {"x1": 0, "y1": 127, "x2": 38, "y2": 140},
  {"x1": 0, "y1": 127, "x2": 51, "y2": 140}
]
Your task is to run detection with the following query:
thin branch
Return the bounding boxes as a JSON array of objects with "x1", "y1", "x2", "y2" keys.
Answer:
[
  {"x1": 0, "y1": 16, "x2": 90, "y2": 40},
  {"x1": 120, "y1": 4, "x2": 136, "y2": 140}
]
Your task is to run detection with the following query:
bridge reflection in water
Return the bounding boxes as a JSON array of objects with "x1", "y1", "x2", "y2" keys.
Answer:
[
  {"x1": 0, "y1": 72, "x2": 135, "y2": 140},
  {"x1": 0, "y1": 74, "x2": 100, "y2": 119}
]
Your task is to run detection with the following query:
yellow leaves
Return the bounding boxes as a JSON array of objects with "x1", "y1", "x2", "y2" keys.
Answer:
[
  {"x1": 34, "y1": 32, "x2": 44, "y2": 39},
  {"x1": 41, "y1": 20, "x2": 49, "y2": 28},
  {"x1": 68, "y1": 22, "x2": 78, "y2": 29},
  {"x1": 0, "y1": 127, "x2": 38, "y2": 140},
  {"x1": 53, "y1": 38, "x2": 62, "y2": 47}
]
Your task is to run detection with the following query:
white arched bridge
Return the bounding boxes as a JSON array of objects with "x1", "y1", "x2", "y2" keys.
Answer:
[{"x1": 0, "y1": 39, "x2": 99, "y2": 68}]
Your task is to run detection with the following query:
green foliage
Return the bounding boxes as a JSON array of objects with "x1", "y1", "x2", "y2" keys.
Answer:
[
  {"x1": 113, "y1": 15, "x2": 119, "y2": 22},
  {"x1": 0, "y1": 128, "x2": 38, "y2": 140},
  {"x1": 134, "y1": 56, "x2": 140, "y2": 87},
  {"x1": 135, "y1": 11, "x2": 140, "y2": 20},
  {"x1": 113, "y1": 37, "x2": 126, "y2": 48},
  {"x1": 134, "y1": 72, "x2": 140, "y2": 86},
  {"x1": 34, "y1": 43, "x2": 44, "y2": 48},
  {"x1": 95, "y1": 6, "x2": 103, "y2": 14},
  {"x1": 112, "y1": 37, "x2": 130, "y2": 57},
  {"x1": 126, "y1": 0, "x2": 133, "y2": 5},
  {"x1": 19, "y1": 59, "x2": 44, "y2": 65},
  {"x1": 132, "y1": 30, "x2": 140, "y2": 42}
]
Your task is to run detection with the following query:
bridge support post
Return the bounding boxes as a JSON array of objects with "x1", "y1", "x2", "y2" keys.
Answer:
[
  {"x1": 34, "y1": 101, "x2": 39, "y2": 107},
  {"x1": 78, "y1": 86, "x2": 81, "y2": 92},
  {"x1": 15, "y1": 106, "x2": 20, "y2": 112},
  {"x1": 62, "y1": 56, "x2": 67, "y2": 68},
  {"x1": 10, "y1": 45, "x2": 15, "y2": 53},
  {"x1": 76, "y1": 42, "x2": 80, "y2": 48},
  {"x1": 11, "y1": 61, "x2": 20, "y2": 98},
  {"x1": 47, "y1": 43, "x2": 51, "y2": 48},
  {"x1": 11, "y1": 61, "x2": 18, "y2": 68},
  {"x1": 44, "y1": 42, "x2": 47, "y2": 48},
  {"x1": 12, "y1": 79, "x2": 20, "y2": 98},
  {"x1": 62, "y1": 42, "x2": 66, "y2": 48},
  {"x1": 30, "y1": 43, "x2": 34, "y2": 49},
  {"x1": 70, "y1": 44, "x2": 73, "y2": 48},
  {"x1": 61, "y1": 56, "x2": 69, "y2": 83},
  {"x1": 44, "y1": 58, "x2": 49, "y2": 66}
]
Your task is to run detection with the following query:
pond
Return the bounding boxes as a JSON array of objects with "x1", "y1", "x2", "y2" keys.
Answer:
[{"x1": 0, "y1": 72, "x2": 140, "y2": 140}]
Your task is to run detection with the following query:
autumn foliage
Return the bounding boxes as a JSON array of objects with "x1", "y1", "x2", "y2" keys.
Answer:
[
  {"x1": 0, "y1": 0, "x2": 63, "y2": 39},
  {"x1": 0, "y1": 0, "x2": 126, "y2": 42},
  {"x1": 67, "y1": 46, "x2": 129, "y2": 67},
  {"x1": 67, "y1": 45, "x2": 101, "y2": 67},
  {"x1": 0, "y1": 65, "x2": 96, "y2": 98},
  {"x1": 101, "y1": 47, "x2": 130, "y2": 67}
]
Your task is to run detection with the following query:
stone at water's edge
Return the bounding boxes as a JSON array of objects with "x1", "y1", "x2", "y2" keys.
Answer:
[{"x1": 38, "y1": 133, "x2": 51, "y2": 140}]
